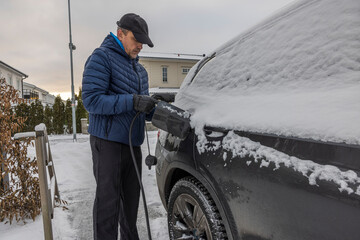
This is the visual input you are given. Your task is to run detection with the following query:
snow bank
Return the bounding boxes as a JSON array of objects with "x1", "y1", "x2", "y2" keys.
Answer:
[{"x1": 0, "y1": 133, "x2": 168, "y2": 239}]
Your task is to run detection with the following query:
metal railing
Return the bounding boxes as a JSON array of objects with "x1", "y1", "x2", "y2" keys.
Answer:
[{"x1": 14, "y1": 123, "x2": 60, "y2": 240}]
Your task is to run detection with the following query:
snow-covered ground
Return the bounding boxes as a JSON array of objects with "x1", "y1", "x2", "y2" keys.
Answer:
[{"x1": 0, "y1": 132, "x2": 168, "y2": 240}]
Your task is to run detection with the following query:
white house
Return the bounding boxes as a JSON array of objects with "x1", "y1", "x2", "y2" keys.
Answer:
[
  {"x1": 23, "y1": 82, "x2": 56, "y2": 106},
  {"x1": 0, "y1": 60, "x2": 28, "y2": 97},
  {"x1": 139, "y1": 52, "x2": 203, "y2": 94}
]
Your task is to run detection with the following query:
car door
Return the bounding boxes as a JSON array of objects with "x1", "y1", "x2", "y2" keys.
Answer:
[{"x1": 194, "y1": 126, "x2": 360, "y2": 240}]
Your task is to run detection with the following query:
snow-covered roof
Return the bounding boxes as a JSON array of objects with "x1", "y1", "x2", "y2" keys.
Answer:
[
  {"x1": 139, "y1": 52, "x2": 204, "y2": 61},
  {"x1": 0, "y1": 60, "x2": 28, "y2": 78},
  {"x1": 176, "y1": 0, "x2": 360, "y2": 145},
  {"x1": 149, "y1": 87, "x2": 179, "y2": 94},
  {"x1": 23, "y1": 81, "x2": 50, "y2": 95}
]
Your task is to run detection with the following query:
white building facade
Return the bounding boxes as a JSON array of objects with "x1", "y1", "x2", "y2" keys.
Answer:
[
  {"x1": 0, "y1": 60, "x2": 28, "y2": 97},
  {"x1": 1, "y1": 60, "x2": 55, "y2": 106},
  {"x1": 139, "y1": 53, "x2": 203, "y2": 93},
  {"x1": 23, "y1": 82, "x2": 55, "y2": 106}
]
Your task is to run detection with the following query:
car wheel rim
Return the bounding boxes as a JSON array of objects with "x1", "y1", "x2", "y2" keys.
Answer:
[{"x1": 170, "y1": 193, "x2": 212, "y2": 240}]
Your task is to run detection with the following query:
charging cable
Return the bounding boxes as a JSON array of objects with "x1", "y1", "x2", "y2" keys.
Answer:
[
  {"x1": 129, "y1": 96, "x2": 175, "y2": 239},
  {"x1": 129, "y1": 111, "x2": 154, "y2": 240}
]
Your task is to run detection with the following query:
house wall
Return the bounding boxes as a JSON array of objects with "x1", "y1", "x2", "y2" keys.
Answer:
[
  {"x1": 0, "y1": 66, "x2": 23, "y2": 97},
  {"x1": 23, "y1": 82, "x2": 55, "y2": 106},
  {"x1": 139, "y1": 58, "x2": 199, "y2": 88}
]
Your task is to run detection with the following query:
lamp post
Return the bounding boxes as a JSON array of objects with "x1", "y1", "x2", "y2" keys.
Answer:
[{"x1": 67, "y1": 0, "x2": 77, "y2": 141}]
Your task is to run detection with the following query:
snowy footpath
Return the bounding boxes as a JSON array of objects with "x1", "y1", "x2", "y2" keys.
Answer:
[{"x1": 0, "y1": 131, "x2": 169, "y2": 239}]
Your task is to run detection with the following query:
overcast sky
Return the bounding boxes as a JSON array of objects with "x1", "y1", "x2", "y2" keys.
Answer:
[{"x1": 0, "y1": 0, "x2": 294, "y2": 99}]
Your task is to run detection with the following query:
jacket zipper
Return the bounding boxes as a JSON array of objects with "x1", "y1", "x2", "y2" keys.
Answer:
[
  {"x1": 132, "y1": 60, "x2": 142, "y2": 143},
  {"x1": 132, "y1": 61, "x2": 141, "y2": 93}
]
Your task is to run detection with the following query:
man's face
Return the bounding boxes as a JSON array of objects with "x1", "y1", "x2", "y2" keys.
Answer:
[{"x1": 118, "y1": 29, "x2": 143, "y2": 59}]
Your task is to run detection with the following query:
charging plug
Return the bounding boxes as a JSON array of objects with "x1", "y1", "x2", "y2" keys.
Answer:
[{"x1": 145, "y1": 155, "x2": 157, "y2": 170}]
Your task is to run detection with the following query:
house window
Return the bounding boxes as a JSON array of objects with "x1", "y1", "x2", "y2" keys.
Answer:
[
  {"x1": 162, "y1": 67, "x2": 168, "y2": 82},
  {"x1": 23, "y1": 89, "x2": 39, "y2": 100},
  {"x1": 182, "y1": 67, "x2": 191, "y2": 74},
  {"x1": 8, "y1": 74, "x2": 13, "y2": 86},
  {"x1": 16, "y1": 78, "x2": 21, "y2": 90}
]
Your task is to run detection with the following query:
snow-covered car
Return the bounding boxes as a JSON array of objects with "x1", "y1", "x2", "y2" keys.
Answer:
[{"x1": 154, "y1": 0, "x2": 360, "y2": 239}]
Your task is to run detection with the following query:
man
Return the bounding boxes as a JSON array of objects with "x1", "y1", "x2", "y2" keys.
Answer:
[{"x1": 82, "y1": 13, "x2": 157, "y2": 240}]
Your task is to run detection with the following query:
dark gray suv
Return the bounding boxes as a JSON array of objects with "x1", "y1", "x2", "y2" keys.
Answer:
[{"x1": 154, "y1": 0, "x2": 360, "y2": 239}]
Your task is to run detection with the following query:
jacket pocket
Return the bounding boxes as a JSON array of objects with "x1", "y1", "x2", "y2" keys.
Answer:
[{"x1": 105, "y1": 116, "x2": 113, "y2": 137}]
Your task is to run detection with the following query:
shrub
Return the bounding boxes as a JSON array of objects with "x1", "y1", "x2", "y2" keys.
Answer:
[{"x1": 0, "y1": 78, "x2": 41, "y2": 224}]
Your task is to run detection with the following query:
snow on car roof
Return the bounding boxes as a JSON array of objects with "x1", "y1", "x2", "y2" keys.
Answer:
[{"x1": 176, "y1": 0, "x2": 360, "y2": 145}]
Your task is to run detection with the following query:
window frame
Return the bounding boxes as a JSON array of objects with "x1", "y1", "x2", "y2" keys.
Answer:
[
  {"x1": 182, "y1": 67, "x2": 191, "y2": 74},
  {"x1": 162, "y1": 66, "x2": 168, "y2": 83}
]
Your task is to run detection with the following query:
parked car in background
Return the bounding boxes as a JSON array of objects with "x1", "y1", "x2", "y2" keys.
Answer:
[{"x1": 154, "y1": 0, "x2": 360, "y2": 239}]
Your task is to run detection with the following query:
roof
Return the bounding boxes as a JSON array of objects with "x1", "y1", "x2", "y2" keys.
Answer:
[
  {"x1": 23, "y1": 82, "x2": 49, "y2": 95},
  {"x1": 0, "y1": 60, "x2": 28, "y2": 78},
  {"x1": 139, "y1": 52, "x2": 204, "y2": 61},
  {"x1": 149, "y1": 87, "x2": 179, "y2": 94}
]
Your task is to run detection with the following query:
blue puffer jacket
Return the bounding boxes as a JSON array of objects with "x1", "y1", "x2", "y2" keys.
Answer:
[{"x1": 82, "y1": 33, "x2": 151, "y2": 146}]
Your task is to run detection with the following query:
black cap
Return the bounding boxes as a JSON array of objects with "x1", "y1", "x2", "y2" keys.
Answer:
[{"x1": 117, "y1": 13, "x2": 154, "y2": 48}]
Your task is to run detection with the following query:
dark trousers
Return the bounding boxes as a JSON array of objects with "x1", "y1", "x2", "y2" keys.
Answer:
[{"x1": 90, "y1": 135, "x2": 142, "y2": 240}]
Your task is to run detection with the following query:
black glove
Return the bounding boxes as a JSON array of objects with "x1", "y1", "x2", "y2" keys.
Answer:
[
  {"x1": 133, "y1": 94, "x2": 157, "y2": 113},
  {"x1": 151, "y1": 93, "x2": 175, "y2": 103}
]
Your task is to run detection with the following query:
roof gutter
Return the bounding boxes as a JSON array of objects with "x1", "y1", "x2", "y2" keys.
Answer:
[{"x1": 21, "y1": 75, "x2": 28, "y2": 98}]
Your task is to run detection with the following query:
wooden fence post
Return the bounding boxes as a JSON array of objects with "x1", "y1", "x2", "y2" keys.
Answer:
[
  {"x1": 35, "y1": 129, "x2": 53, "y2": 240},
  {"x1": 14, "y1": 123, "x2": 60, "y2": 240}
]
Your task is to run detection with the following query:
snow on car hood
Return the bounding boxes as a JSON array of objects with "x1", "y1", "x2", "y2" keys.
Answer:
[
  {"x1": 176, "y1": 0, "x2": 360, "y2": 146},
  {"x1": 174, "y1": 0, "x2": 360, "y2": 195}
]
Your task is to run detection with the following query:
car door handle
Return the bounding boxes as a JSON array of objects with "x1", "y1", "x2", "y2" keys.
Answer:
[{"x1": 204, "y1": 128, "x2": 227, "y2": 139}]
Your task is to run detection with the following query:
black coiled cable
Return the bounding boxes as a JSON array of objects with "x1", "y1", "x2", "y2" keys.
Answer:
[{"x1": 128, "y1": 111, "x2": 152, "y2": 240}]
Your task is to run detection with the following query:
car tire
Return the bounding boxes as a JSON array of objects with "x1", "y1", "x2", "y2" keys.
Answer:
[{"x1": 168, "y1": 176, "x2": 227, "y2": 240}]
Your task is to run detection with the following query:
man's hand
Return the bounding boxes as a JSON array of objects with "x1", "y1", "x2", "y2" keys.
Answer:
[
  {"x1": 151, "y1": 93, "x2": 175, "y2": 103},
  {"x1": 133, "y1": 94, "x2": 157, "y2": 113}
]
